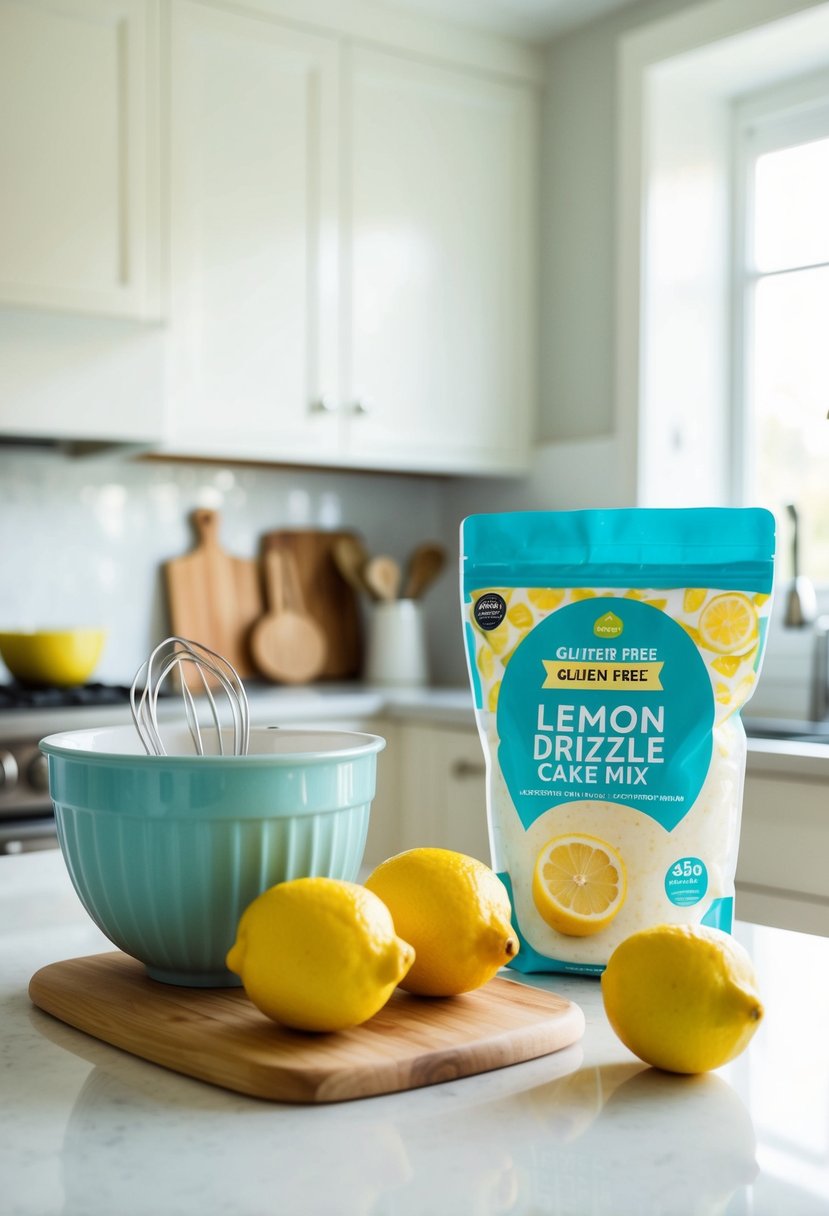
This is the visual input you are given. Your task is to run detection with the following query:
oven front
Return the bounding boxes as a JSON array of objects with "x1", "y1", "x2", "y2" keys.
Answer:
[
  {"x1": 0, "y1": 736, "x2": 58, "y2": 853},
  {"x1": 0, "y1": 684, "x2": 139, "y2": 855}
]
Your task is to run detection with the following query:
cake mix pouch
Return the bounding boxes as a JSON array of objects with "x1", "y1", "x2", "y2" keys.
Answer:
[{"x1": 461, "y1": 508, "x2": 776, "y2": 974}]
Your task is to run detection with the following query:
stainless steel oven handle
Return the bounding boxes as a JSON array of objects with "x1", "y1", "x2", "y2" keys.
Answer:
[
  {"x1": 0, "y1": 819, "x2": 59, "y2": 854},
  {"x1": 0, "y1": 749, "x2": 19, "y2": 791},
  {"x1": 27, "y1": 752, "x2": 49, "y2": 792}
]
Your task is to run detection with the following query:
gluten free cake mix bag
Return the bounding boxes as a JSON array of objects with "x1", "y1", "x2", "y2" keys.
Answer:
[{"x1": 461, "y1": 508, "x2": 776, "y2": 975}]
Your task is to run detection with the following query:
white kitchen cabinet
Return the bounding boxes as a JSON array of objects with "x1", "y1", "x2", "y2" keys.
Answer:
[
  {"x1": 163, "y1": 2, "x2": 538, "y2": 475},
  {"x1": 166, "y1": 0, "x2": 341, "y2": 463},
  {"x1": 360, "y1": 718, "x2": 403, "y2": 871},
  {"x1": 345, "y1": 48, "x2": 537, "y2": 474},
  {"x1": 397, "y1": 722, "x2": 491, "y2": 862},
  {"x1": 0, "y1": 0, "x2": 160, "y2": 319},
  {"x1": 736, "y1": 762, "x2": 829, "y2": 938}
]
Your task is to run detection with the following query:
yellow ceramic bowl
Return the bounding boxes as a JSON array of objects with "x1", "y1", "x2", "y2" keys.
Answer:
[{"x1": 0, "y1": 629, "x2": 107, "y2": 686}]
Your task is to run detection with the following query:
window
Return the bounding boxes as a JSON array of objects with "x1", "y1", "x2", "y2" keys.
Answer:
[{"x1": 734, "y1": 81, "x2": 829, "y2": 581}]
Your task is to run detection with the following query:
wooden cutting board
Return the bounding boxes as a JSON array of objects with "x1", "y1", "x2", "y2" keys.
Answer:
[
  {"x1": 259, "y1": 530, "x2": 363, "y2": 680},
  {"x1": 29, "y1": 953, "x2": 585, "y2": 1105},
  {"x1": 164, "y1": 508, "x2": 263, "y2": 685}
]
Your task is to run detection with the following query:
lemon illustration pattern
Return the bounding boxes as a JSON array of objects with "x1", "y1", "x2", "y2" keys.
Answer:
[
  {"x1": 532, "y1": 834, "x2": 627, "y2": 937},
  {"x1": 467, "y1": 584, "x2": 768, "y2": 720},
  {"x1": 698, "y1": 593, "x2": 758, "y2": 656}
]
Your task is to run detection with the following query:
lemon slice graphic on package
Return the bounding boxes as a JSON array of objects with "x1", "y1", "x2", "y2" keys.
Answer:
[
  {"x1": 532, "y1": 834, "x2": 627, "y2": 937},
  {"x1": 697, "y1": 593, "x2": 758, "y2": 656}
]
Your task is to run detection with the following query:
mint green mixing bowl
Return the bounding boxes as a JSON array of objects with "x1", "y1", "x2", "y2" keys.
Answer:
[{"x1": 40, "y1": 725, "x2": 385, "y2": 987}]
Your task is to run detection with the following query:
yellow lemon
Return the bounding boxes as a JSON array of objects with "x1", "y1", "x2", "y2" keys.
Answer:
[
  {"x1": 528, "y1": 587, "x2": 565, "y2": 611},
  {"x1": 698, "y1": 593, "x2": 758, "y2": 655},
  {"x1": 711, "y1": 654, "x2": 743, "y2": 678},
  {"x1": 532, "y1": 834, "x2": 626, "y2": 937},
  {"x1": 715, "y1": 683, "x2": 732, "y2": 705},
  {"x1": 601, "y1": 924, "x2": 764, "y2": 1074},
  {"x1": 477, "y1": 645, "x2": 495, "y2": 680},
  {"x1": 364, "y1": 848, "x2": 518, "y2": 997},
  {"x1": 226, "y1": 878, "x2": 414, "y2": 1032},
  {"x1": 483, "y1": 622, "x2": 510, "y2": 654},
  {"x1": 683, "y1": 588, "x2": 707, "y2": 613}
]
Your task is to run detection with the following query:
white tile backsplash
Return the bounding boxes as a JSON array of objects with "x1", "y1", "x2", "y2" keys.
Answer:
[{"x1": 0, "y1": 448, "x2": 453, "y2": 685}]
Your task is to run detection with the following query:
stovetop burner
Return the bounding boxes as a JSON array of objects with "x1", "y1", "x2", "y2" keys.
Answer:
[{"x1": 0, "y1": 682, "x2": 135, "y2": 712}]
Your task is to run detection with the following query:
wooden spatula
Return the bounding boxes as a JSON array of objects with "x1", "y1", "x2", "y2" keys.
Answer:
[
  {"x1": 403, "y1": 542, "x2": 446, "y2": 599},
  {"x1": 363, "y1": 555, "x2": 401, "y2": 602},
  {"x1": 250, "y1": 549, "x2": 327, "y2": 684},
  {"x1": 331, "y1": 534, "x2": 371, "y2": 598}
]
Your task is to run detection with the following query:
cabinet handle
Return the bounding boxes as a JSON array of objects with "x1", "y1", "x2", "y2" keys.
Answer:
[
  {"x1": 309, "y1": 397, "x2": 337, "y2": 414},
  {"x1": 451, "y1": 759, "x2": 486, "y2": 780},
  {"x1": 349, "y1": 399, "x2": 370, "y2": 416}
]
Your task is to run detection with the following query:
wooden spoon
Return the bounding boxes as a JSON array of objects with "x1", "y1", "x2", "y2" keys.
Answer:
[
  {"x1": 363, "y1": 555, "x2": 401, "y2": 602},
  {"x1": 250, "y1": 549, "x2": 327, "y2": 684},
  {"x1": 332, "y1": 534, "x2": 371, "y2": 597},
  {"x1": 403, "y1": 542, "x2": 446, "y2": 599}
]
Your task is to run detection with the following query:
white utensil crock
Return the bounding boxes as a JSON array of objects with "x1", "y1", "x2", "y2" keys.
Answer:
[{"x1": 365, "y1": 600, "x2": 428, "y2": 687}]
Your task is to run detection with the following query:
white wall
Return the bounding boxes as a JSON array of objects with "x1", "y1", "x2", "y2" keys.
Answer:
[{"x1": 537, "y1": 0, "x2": 701, "y2": 447}]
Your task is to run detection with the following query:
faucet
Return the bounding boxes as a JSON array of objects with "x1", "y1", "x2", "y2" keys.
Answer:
[
  {"x1": 810, "y1": 616, "x2": 829, "y2": 722},
  {"x1": 783, "y1": 504, "x2": 817, "y2": 627},
  {"x1": 781, "y1": 505, "x2": 826, "y2": 721}
]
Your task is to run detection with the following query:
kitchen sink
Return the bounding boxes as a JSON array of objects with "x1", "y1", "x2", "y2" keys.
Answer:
[{"x1": 743, "y1": 717, "x2": 829, "y2": 745}]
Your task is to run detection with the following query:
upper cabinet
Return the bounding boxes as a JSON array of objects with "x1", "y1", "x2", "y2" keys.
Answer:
[
  {"x1": 163, "y1": 1, "x2": 539, "y2": 475},
  {"x1": 0, "y1": 0, "x2": 161, "y2": 320},
  {"x1": 0, "y1": 0, "x2": 540, "y2": 474},
  {"x1": 345, "y1": 49, "x2": 536, "y2": 474},
  {"x1": 166, "y1": 1, "x2": 342, "y2": 464}
]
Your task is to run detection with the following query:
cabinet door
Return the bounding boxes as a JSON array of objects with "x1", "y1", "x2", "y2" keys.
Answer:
[
  {"x1": 737, "y1": 771, "x2": 829, "y2": 936},
  {"x1": 0, "y1": 0, "x2": 159, "y2": 318},
  {"x1": 345, "y1": 48, "x2": 537, "y2": 474},
  {"x1": 166, "y1": 1, "x2": 340, "y2": 461},
  {"x1": 400, "y1": 724, "x2": 490, "y2": 862}
]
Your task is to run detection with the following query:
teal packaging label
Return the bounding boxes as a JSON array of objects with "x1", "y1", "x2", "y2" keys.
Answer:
[
  {"x1": 496, "y1": 597, "x2": 714, "y2": 833},
  {"x1": 460, "y1": 508, "x2": 776, "y2": 976}
]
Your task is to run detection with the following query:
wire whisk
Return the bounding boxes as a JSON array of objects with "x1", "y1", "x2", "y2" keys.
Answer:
[{"x1": 130, "y1": 637, "x2": 250, "y2": 757}]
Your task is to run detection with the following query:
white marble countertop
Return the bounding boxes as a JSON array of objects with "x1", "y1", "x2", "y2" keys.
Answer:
[{"x1": 2, "y1": 850, "x2": 827, "y2": 1216}]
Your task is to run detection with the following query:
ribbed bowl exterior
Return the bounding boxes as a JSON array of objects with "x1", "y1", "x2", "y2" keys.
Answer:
[
  {"x1": 53, "y1": 801, "x2": 370, "y2": 986},
  {"x1": 43, "y1": 731, "x2": 382, "y2": 987}
]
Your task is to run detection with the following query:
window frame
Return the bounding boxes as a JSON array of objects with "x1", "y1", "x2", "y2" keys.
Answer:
[{"x1": 730, "y1": 71, "x2": 829, "y2": 514}]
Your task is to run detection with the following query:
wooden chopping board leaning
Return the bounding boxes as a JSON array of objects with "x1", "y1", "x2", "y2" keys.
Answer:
[{"x1": 163, "y1": 508, "x2": 263, "y2": 688}]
